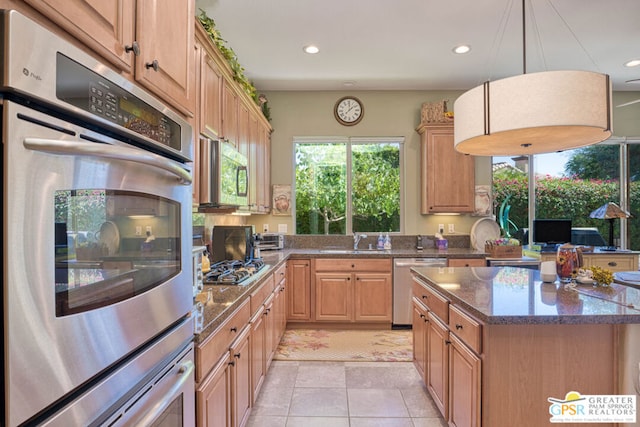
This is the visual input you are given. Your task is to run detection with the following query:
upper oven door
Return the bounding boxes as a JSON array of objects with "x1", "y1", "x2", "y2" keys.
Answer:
[{"x1": 4, "y1": 100, "x2": 193, "y2": 426}]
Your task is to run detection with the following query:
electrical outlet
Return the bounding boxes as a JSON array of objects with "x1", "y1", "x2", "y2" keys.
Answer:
[
  {"x1": 438, "y1": 224, "x2": 444, "y2": 234},
  {"x1": 263, "y1": 224, "x2": 269, "y2": 233},
  {"x1": 448, "y1": 224, "x2": 455, "y2": 233},
  {"x1": 135, "y1": 226, "x2": 142, "y2": 236},
  {"x1": 145, "y1": 225, "x2": 152, "y2": 235}
]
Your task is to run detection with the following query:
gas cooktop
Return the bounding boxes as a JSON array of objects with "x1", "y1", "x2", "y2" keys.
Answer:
[{"x1": 203, "y1": 258, "x2": 266, "y2": 285}]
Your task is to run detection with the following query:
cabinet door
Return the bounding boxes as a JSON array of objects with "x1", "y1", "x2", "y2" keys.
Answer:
[
  {"x1": 582, "y1": 254, "x2": 638, "y2": 272},
  {"x1": 354, "y1": 273, "x2": 392, "y2": 322},
  {"x1": 449, "y1": 334, "x2": 481, "y2": 427},
  {"x1": 257, "y1": 121, "x2": 271, "y2": 212},
  {"x1": 288, "y1": 260, "x2": 311, "y2": 321},
  {"x1": 412, "y1": 298, "x2": 429, "y2": 380},
  {"x1": 427, "y1": 312, "x2": 449, "y2": 418},
  {"x1": 135, "y1": 0, "x2": 195, "y2": 117},
  {"x1": 25, "y1": 0, "x2": 135, "y2": 72},
  {"x1": 247, "y1": 111, "x2": 259, "y2": 211},
  {"x1": 315, "y1": 273, "x2": 352, "y2": 321},
  {"x1": 200, "y1": 46, "x2": 223, "y2": 139},
  {"x1": 230, "y1": 326, "x2": 251, "y2": 427},
  {"x1": 249, "y1": 309, "x2": 266, "y2": 404},
  {"x1": 420, "y1": 124, "x2": 474, "y2": 213},
  {"x1": 197, "y1": 354, "x2": 232, "y2": 427},
  {"x1": 222, "y1": 80, "x2": 239, "y2": 147}
]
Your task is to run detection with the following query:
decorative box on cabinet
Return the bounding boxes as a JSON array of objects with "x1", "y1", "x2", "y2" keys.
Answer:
[{"x1": 416, "y1": 123, "x2": 474, "y2": 214}]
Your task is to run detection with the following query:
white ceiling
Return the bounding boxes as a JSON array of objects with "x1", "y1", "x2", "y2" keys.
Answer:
[{"x1": 196, "y1": 0, "x2": 640, "y2": 93}]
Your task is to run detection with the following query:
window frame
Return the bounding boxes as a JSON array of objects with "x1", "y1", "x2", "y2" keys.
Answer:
[{"x1": 293, "y1": 136, "x2": 405, "y2": 235}]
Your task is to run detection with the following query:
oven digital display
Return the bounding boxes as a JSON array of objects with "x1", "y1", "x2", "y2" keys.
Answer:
[{"x1": 55, "y1": 53, "x2": 182, "y2": 153}]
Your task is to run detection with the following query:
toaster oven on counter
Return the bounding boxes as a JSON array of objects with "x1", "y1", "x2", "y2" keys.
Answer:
[{"x1": 255, "y1": 233, "x2": 284, "y2": 250}]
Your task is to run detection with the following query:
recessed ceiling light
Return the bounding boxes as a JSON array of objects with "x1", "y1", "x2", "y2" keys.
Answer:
[
  {"x1": 303, "y1": 45, "x2": 319, "y2": 54},
  {"x1": 452, "y1": 45, "x2": 471, "y2": 54},
  {"x1": 624, "y1": 59, "x2": 640, "y2": 67}
]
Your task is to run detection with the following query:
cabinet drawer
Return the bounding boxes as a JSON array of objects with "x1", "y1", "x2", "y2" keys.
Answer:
[
  {"x1": 583, "y1": 255, "x2": 637, "y2": 272},
  {"x1": 412, "y1": 278, "x2": 449, "y2": 323},
  {"x1": 315, "y1": 258, "x2": 391, "y2": 272},
  {"x1": 274, "y1": 262, "x2": 287, "y2": 284},
  {"x1": 196, "y1": 298, "x2": 250, "y2": 382},
  {"x1": 251, "y1": 275, "x2": 275, "y2": 314},
  {"x1": 449, "y1": 305, "x2": 482, "y2": 354},
  {"x1": 448, "y1": 258, "x2": 486, "y2": 267}
]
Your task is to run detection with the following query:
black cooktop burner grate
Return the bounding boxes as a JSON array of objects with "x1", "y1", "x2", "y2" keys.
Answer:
[{"x1": 204, "y1": 259, "x2": 265, "y2": 285}]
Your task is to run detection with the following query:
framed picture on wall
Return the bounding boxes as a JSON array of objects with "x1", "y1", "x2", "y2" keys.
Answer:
[
  {"x1": 474, "y1": 185, "x2": 492, "y2": 216},
  {"x1": 272, "y1": 184, "x2": 291, "y2": 216}
]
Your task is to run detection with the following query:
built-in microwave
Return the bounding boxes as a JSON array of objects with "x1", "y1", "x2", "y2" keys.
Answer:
[{"x1": 199, "y1": 137, "x2": 248, "y2": 207}]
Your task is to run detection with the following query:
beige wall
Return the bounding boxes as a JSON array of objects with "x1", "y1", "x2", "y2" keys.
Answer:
[{"x1": 240, "y1": 89, "x2": 640, "y2": 236}]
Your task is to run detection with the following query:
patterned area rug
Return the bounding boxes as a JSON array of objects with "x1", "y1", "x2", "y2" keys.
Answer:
[{"x1": 274, "y1": 329, "x2": 413, "y2": 362}]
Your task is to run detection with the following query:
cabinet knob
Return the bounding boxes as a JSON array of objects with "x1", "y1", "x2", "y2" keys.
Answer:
[
  {"x1": 445, "y1": 340, "x2": 452, "y2": 345},
  {"x1": 422, "y1": 295, "x2": 428, "y2": 299},
  {"x1": 145, "y1": 59, "x2": 159, "y2": 71},
  {"x1": 230, "y1": 326, "x2": 238, "y2": 333},
  {"x1": 228, "y1": 361, "x2": 235, "y2": 367},
  {"x1": 419, "y1": 314, "x2": 425, "y2": 319},
  {"x1": 608, "y1": 261, "x2": 617, "y2": 267},
  {"x1": 234, "y1": 353, "x2": 241, "y2": 359},
  {"x1": 352, "y1": 264, "x2": 355, "y2": 268},
  {"x1": 124, "y1": 41, "x2": 140, "y2": 56},
  {"x1": 455, "y1": 324, "x2": 463, "y2": 330}
]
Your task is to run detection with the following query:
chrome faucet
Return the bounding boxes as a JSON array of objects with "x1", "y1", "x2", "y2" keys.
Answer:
[{"x1": 353, "y1": 233, "x2": 368, "y2": 250}]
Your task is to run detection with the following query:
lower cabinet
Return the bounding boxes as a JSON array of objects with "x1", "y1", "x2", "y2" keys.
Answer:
[
  {"x1": 196, "y1": 324, "x2": 251, "y2": 427},
  {"x1": 196, "y1": 262, "x2": 288, "y2": 427},
  {"x1": 412, "y1": 276, "x2": 482, "y2": 427},
  {"x1": 314, "y1": 258, "x2": 392, "y2": 324},
  {"x1": 287, "y1": 259, "x2": 311, "y2": 321}
]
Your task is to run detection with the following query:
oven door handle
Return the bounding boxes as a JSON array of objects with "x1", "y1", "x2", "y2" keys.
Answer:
[{"x1": 23, "y1": 137, "x2": 192, "y2": 184}]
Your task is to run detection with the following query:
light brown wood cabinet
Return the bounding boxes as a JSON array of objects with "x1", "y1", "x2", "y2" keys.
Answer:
[
  {"x1": 540, "y1": 252, "x2": 639, "y2": 272},
  {"x1": 313, "y1": 258, "x2": 392, "y2": 324},
  {"x1": 192, "y1": 22, "x2": 271, "y2": 210},
  {"x1": 412, "y1": 276, "x2": 481, "y2": 427},
  {"x1": 287, "y1": 259, "x2": 311, "y2": 321},
  {"x1": 417, "y1": 123, "x2": 474, "y2": 214},
  {"x1": 26, "y1": 0, "x2": 196, "y2": 117},
  {"x1": 448, "y1": 258, "x2": 486, "y2": 267},
  {"x1": 197, "y1": 353, "x2": 231, "y2": 427}
]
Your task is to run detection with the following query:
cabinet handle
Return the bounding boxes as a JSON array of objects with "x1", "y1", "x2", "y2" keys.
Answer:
[
  {"x1": 419, "y1": 314, "x2": 425, "y2": 319},
  {"x1": 230, "y1": 326, "x2": 238, "y2": 333},
  {"x1": 124, "y1": 41, "x2": 140, "y2": 56},
  {"x1": 145, "y1": 59, "x2": 159, "y2": 71},
  {"x1": 348, "y1": 277, "x2": 351, "y2": 281},
  {"x1": 266, "y1": 308, "x2": 271, "y2": 313},
  {"x1": 445, "y1": 340, "x2": 452, "y2": 345},
  {"x1": 455, "y1": 324, "x2": 463, "y2": 330},
  {"x1": 229, "y1": 361, "x2": 235, "y2": 367},
  {"x1": 608, "y1": 261, "x2": 617, "y2": 267},
  {"x1": 422, "y1": 295, "x2": 428, "y2": 299},
  {"x1": 234, "y1": 353, "x2": 241, "y2": 359},
  {"x1": 352, "y1": 264, "x2": 355, "y2": 268}
]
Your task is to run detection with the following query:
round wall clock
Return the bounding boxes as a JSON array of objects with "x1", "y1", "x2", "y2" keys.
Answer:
[{"x1": 334, "y1": 96, "x2": 364, "y2": 126}]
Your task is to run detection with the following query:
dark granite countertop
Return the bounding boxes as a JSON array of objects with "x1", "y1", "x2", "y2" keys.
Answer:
[
  {"x1": 193, "y1": 247, "x2": 487, "y2": 343},
  {"x1": 411, "y1": 266, "x2": 640, "y2": 325}
]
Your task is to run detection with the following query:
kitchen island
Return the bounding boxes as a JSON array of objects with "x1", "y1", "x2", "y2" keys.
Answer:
[{"x1": 411, "y1": 266, "x2": 640, "y2": 427}]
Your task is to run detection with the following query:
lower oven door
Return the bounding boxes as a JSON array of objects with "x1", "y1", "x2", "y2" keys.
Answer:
[
  {"x1": 4, "y1": 100, "x2": 193, "y2": 425},
  {"x1": 41, "y1": 318, "x2": 195, "y2": 427}
]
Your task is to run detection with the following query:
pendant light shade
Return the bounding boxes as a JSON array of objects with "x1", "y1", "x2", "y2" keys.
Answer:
[{"x1": 454, "y1": 70, "x2": 612, "y2": 156}]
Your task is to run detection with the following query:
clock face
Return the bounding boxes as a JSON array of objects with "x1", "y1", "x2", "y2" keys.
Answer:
[{"x1": 334, "y1": 96, "x2": 364, "y2": 126}]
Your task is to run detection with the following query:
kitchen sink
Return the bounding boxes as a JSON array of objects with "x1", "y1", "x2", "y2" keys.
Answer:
[{"x1": 319, "y1": 249, "x2": 382, "y2": 254}]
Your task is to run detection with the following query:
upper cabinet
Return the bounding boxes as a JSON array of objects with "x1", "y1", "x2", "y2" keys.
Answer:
[
  {"x1": 193, "y1": 20, "x2": 272, "y2": 212},
  {"x1": 26, "y1": 0, "x2": 195, "y2": 118},
  {"x1": 417, "y1": 123, "x2": 475, "y2": 214}
]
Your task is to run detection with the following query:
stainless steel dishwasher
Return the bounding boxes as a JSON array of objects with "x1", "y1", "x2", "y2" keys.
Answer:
[{"x1": 393, "y1": 258, "x2": 446, "y2": 326}]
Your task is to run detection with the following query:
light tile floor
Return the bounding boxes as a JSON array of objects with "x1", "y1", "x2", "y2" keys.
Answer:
[{"x1": 247, "y1": 361, "x2": 447, "y2": 427}]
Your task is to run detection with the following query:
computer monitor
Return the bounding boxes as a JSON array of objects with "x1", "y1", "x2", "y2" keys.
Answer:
[{"x1": 533, "y1": 219, "x2": 572, "y2": 245}]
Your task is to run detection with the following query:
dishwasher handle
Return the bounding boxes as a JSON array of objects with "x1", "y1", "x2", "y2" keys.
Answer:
[{"x1": 393, "y1": 258, "x2": 446, "y2": 267}]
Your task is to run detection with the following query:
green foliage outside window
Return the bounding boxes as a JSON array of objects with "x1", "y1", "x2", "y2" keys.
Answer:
[{"x1": 295, "y1": 142, "x2": 401, "y2": 235}]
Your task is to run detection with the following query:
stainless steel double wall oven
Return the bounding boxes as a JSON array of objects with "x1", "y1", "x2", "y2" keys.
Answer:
[{"x1": 2, "y1": 11, "x2": 195, "y2": 426}]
